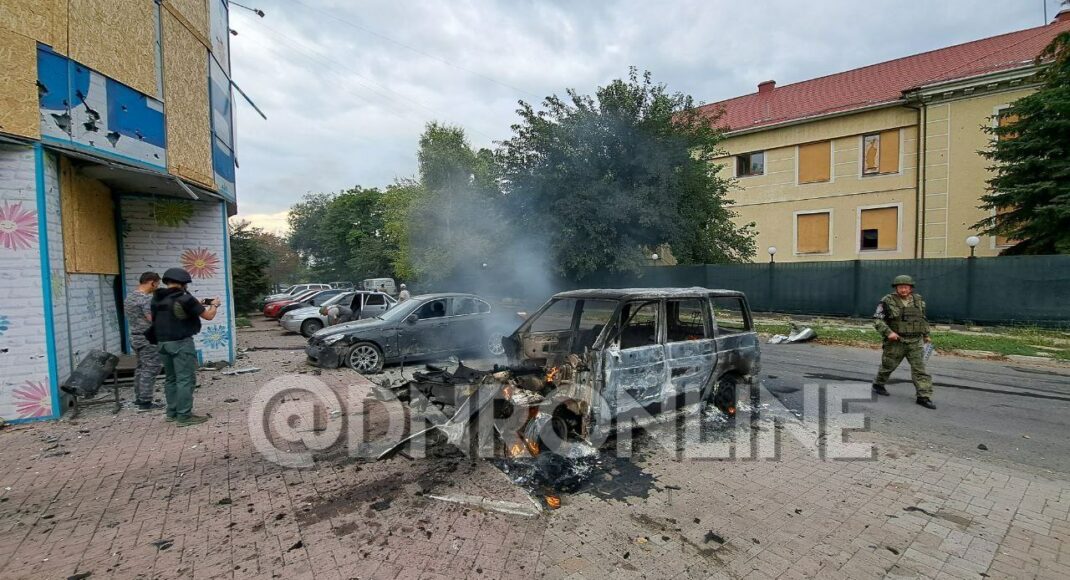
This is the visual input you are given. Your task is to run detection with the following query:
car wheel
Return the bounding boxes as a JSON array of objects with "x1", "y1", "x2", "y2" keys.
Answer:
[
  {"x1": 486, "y1": 331, "x2": 507, "y2": 357},
  {"x1": 300, "y1": 319, "x2": 324, "y2": 337},
  {"x1": 709, "y1": 375, "x2": 738, "y2": 417},
  {"x1": 347, "y1": 342, "x2": 385, "y2": 374}
]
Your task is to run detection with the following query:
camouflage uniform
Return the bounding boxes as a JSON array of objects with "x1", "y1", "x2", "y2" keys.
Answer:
[
  {"x1": 873, "y1": 291, "x2": 933, "y2": 399},
  {"x1": 124, "y1": 290, "x2": 162, "y2": 404}
]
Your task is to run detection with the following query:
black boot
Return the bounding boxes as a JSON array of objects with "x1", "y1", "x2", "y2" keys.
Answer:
[
  {"x1": 872, "y1": 384, "x2": 890, "y2": 396},
  {"x1": 916, "y1": 397, "x2": 936, "y2": 409}
]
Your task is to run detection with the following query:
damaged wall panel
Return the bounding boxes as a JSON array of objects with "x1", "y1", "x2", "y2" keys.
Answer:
[
  {"x1": 60, "y1": 157, "x2": 120, "y2": 275},
  {"x1": 67, "y1": 0, "x2": 158, "y2": 98},
  {"x1": 0, "y1": 31, "x2": 39, "y2": 138},
  {"x1": 162, "y1": 10, "x2": 215, "y2": 189},
  {"x1": 0, "y1": 0, "x2": 68, "y2": 51}
]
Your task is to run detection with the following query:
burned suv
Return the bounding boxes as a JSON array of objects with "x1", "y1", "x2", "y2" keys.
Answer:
[{"x1": 384, "y1": 288, "x2": 761, "y2": 457}]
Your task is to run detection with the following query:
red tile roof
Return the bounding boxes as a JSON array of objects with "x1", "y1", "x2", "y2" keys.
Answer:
[{"x1": 700, "y1": 19, "x2": 1070, "y2": 133}]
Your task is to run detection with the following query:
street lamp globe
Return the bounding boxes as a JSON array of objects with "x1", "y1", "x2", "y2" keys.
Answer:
[
  {"x1": 767, "y1": 246, "x2": 777, "y2": 263},
  {"x1": 651, "y1": 253, "x2": 659, "y2": 261},
  {"x1": 966, "y1": 236, "x2": 980, "y2": 248}
]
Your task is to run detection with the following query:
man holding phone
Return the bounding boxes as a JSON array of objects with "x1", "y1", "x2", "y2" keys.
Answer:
[{"x1": 150, "y1": 267, "x2": 219, "y2": 426}]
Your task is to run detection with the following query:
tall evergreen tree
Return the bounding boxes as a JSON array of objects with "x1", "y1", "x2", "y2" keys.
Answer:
[{"x1": 977, "y1": 31, "x2": 1070, "y2": 254}]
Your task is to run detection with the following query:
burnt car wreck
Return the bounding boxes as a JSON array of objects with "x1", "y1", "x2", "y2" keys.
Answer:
[{"x1": 379, "y1": 288, "x2": 761, "y2": 459}]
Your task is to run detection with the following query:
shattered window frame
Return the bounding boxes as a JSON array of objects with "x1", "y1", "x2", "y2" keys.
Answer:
[
  {"x1": 666, "y1": 299, "x2": 710, "y2": 342},
  {"x1": 617, "y1": 300, "x2": 662, "y2": 350},
  {"x1": 710, "y1": 297, "x2": 751, "y2": 336}
]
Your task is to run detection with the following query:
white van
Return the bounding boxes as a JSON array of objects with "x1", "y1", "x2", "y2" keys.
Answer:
[{"x1": 361, "y1": 278, "x2": 397, "y2": 296}]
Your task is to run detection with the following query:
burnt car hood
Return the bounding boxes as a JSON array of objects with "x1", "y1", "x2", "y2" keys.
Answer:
[{"x1": 311, "y1": 317, "x2": 391, "y2": 342}]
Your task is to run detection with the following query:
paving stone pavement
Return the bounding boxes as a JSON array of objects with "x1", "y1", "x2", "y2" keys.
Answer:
[{"x1": 1, "y1": 325, "x2": 1068, "y2": 579}]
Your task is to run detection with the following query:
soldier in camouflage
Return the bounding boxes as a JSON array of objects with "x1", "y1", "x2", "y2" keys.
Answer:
[
  {"x1": 124, "y1": 271, "x2": 163, "y2": 411},
  {"x1": 872, "y1": 275, "x2": 937, "y2": 409}
]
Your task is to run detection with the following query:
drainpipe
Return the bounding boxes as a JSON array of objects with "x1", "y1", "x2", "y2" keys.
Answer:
[{"x1": 912, "y1": 103, "x2": 927, "y2": 258}]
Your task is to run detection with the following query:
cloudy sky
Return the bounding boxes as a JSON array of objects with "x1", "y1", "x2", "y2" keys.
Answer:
[{"x1": 229, "y1": 0, "x2": 1061, "y2": 233}]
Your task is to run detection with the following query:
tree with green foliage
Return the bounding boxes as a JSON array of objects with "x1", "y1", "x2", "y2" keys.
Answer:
[
  {"x1": 228, "y1": 220, "x2": 271, "y2": 313},
  {"x1": 977, "y1": 31, "x2": 1070, "y2": 254},
  {"x1": 287, "y1": 187, "x2": 397, "y2": 281},
  {"x1": 497, "y1": 68, "x2": 754, "y2": 279},
  {"x1": 391, "y1": 122, "x2": 508, "y2": 285}
]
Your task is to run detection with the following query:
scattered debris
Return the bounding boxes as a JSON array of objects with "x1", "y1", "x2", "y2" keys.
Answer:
[
  {"x1": 217, "y1": 498, "x2": 232, "y2": 505},
  {"x1": 370, "y1": 499, "x2": 391, "y2": 511},
  {"x1": 977, "y1": 443, "x2": 989, "y2": 451},
  {"x1": 903, "y1": 506, "x2": 937, "y2": 518},
  {"x1": 768, "y1": 322, "x2": 817, "y2": 344},
  {"x1": 222, "y1": 367, "x2": 261, "y2": 376},
  {"x1": 202, "y1": 361, "x2": 230, "y2": 371},
  {"x1": 886, "y1": 546, "x2": 900, "y2": 555},
  {"x1": 287, "y1": 540, "x2": 304, "y2": 552},
  {"x1": 150, "y1": 539, "x2": 174, "y2": 551},
  {"x1": 223, "y1": 398, "x2": 239, "y2": 403},
  {"x1": 67, "y1": 572, "x2": 92, "y2": 580},
  {"x1": 704, "y1": 531, "x2": 725, "y2": 545},
  {"x1": 427, "y1": 493, "x2": 541, "y2": 517}
]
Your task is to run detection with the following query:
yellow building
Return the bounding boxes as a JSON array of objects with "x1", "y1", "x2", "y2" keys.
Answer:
[
  {"x1": 702, "y1": 10, "x2": 1070, "y2": 262},
  {"x1": 0, "y1": 1, "x2": 240, "y2": 421}
]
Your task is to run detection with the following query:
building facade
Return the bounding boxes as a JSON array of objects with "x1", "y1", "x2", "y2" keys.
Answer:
[
  {"x1": 704, "y1": 11, "x2": 1070, "y2": 263},
  {"x1": 0, "y1": 0, "x2": 238, "y2": 422}
]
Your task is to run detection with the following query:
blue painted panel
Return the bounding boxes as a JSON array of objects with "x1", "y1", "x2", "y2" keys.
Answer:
[
  {"x1": 209, "y1": 59, "x2": 233, "y2": 148},
  {"x1": 105, "y1": 78, "x2": 166, "y2": 148},
  {"x1": 35, "y1": 46, "x2": 166, "y2": 169},
  {"x1": 212, "y1": 137, "x2": 236, "y2": 202}
]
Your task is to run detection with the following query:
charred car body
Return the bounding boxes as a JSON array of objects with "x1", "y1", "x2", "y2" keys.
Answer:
[
  {"x1": 382, "y1": 288, "x2": 761, "y2": 458},
  {"x1": 305, "y1": 293, "x2": 516, "y2": 372}
]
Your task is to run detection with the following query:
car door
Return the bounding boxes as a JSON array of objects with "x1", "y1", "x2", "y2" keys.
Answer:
[
  {"x1": 398, "y1": 297, "x2": 451, "y2": 358},
  {"x1": 663, "y1": 298, "x2": 717, "y2": 405},
  {"x1": 446, "y1": 296, "x2": 487, "y2": 353},
  {"x1": 362, "y1": 292, "x2": 390, "y2": 318},
  {"x1": 602, "y1": 300, "x2": 668, "y2": 417},
  {"x1": 711, "y1": 296, "x2": 759, "y2": 377}
]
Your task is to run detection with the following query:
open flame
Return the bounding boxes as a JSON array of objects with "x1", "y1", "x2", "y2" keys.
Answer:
[
  {"x1": 545, "y1": 367, "x2": 559, "y2": 383},
  {"x1": 508, "y1": 442, "x2": 525, "y2": 458},
  {"x1": 545, "y1": 495, "x2": 561, "y2": 509}
]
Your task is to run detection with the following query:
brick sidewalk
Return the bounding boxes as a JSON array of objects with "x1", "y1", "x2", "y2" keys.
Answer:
[{"x1": 1, "y1": 339, "x2": 1068, "y2": 579}]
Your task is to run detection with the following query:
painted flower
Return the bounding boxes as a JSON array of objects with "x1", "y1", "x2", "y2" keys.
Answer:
[
  {"x1": 0, "y1": 201, "x2": 39, "y2": 250},
  {"x1": 0, "y1": 315, "x2": 9, "y2": 337},
  {"x1": 151, "y1": 199, "x2": 195, "y2": 227},
  {"x1": 181, "y1": 248, "x2": 219, "y2": 279},
  {"x1": 200, "y1": 324, "x2": 229, "y2": 350},
  {"x1": 13, "y1": 381, "x2": 52, "y2": 419}
]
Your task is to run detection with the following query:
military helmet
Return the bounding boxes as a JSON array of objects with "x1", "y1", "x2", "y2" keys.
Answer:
[
  {"x1": 891, "y1": 274, "x2": 915, "y2": 287},
  {"x1": 162, "y1": 267, "x2": 193, "y2": 284}
]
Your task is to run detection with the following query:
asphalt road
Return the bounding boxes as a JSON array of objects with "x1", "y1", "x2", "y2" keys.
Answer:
[{"x1": 760, "y1": 342, "x2": 1070, "y2": 476}]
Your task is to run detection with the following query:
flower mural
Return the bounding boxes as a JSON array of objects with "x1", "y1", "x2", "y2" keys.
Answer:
[
  {"x1": 0, "y1": 201, "x2": 39, "y2": 250},
  {"x1": 0, "y1": 314, "x2": 9, "y2": 337},
  {"x1": 200, "y1": 324, "x2": 230, "y2": 350},
  {"x1": 181, "y1": 248, "x2": 220, "y2": 279},
  {"x1": 151, "y1": 199, "x2": 195, "y2": 227},
  {"x1": 13, "y1": 381, "x2": 52, "y2": 419}
]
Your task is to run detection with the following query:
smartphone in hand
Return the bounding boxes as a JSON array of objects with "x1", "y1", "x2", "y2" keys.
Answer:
[{"x1": 202, "y1": 298, "x2": 216, "y2": 306}]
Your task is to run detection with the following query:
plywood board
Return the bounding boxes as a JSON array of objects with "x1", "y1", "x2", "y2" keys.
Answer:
[
  {"x1": 879, "y1": 129, "x2": 900, "y2": 174},
  {"x1": 798, "y1": 141, "x2": 830, "y2": 184},
  {"x1": 60, "y1": 157, "x2": 120, "y2": 274},
  {"x1": 68, "y1": 0, "x2": 158, "y2": 97},
  {"x1": 861, "y1": 207, "x2": 898, "y2": 250},
  {"x1": 796, "y1": 212, "x2": 829, "y2": 254},
  {"x1": 0, "y1": 31, "x2": 39, "y2": 138},
  {"x1": 163, "y1": 10, "x2": 215, "y2": 189},
  {"x1": 0, "y1": 0, "x2": 67, "y2": 50},
  {"x1": 164, "y1": 0, "x2": 210, "y2": 48}
]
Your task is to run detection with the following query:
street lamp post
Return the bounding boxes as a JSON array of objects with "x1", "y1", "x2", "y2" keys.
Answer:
[
  {"x1": 767, "y1": 246, "x2": 777, "y2": 264},
  {"x1": 966, "y1": 235, "x2": 980, "y2": 258},
  {"x1": 965, "y1": 236, "x2": 980, "y2": 321}
]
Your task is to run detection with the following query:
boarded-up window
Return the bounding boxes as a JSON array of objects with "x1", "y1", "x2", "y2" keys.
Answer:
[
  {"x1": 796, "y1": 212, "x2": 830, "y2": 254},
  {"x1": 997, "y1": 112, "x2": 1019, "y2": 141},
  {"x1": 798, "y1": 141, "x2": 830, "y2": 183},
  {"x1": 862, "y1": 130, "x2": 900, "y2": 175},
  {"x1": 859, "y1": 206, "x2": 898, "y2": 251},
  {"x1": 995, "y1": 205, "x2": 1019, "y2": 247},
  {"x1": 60, "y1": 158, "x2": 119, "y2": 274}
]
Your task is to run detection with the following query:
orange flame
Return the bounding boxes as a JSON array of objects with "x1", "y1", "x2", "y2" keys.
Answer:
[
  {"x1": 727, "y1": 406, "x2": 736, "y2": 416},
  {"x1": 509, "y1": 442, "x2": 525, "y2": 458},
  {"x1": 545, "y1": 367, "x2": 559, "y2": 383},
  {"x1": 524, "y1": 437, "x2": 541, "y2": 457},
  {"x1": 545, "y1": 495, "x2": 561, "y2": 509}
]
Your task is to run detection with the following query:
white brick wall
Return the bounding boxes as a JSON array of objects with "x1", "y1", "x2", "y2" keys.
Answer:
[
  {"x1": 120, "y1": 196, "x2": 235, "y2": 363},
  {"x1": 43, "y1": 152, "x2": 72, "y2": 382},
  {"x1": 0, "y1": 146, "x2": 54, "y2": 422},
  {"x1": 65, "y1": 274, "x2": 123, "y2": 366}
]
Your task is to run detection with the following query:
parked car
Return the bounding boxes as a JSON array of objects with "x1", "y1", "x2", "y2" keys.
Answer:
[
  {"x1": 379, "y1": 288, "x2": 761, "y2": 459},
  {"x1": 330, "y1": 281, "x2": 355, "y2": 290},
  {"x1": 263, "y1": 289, "x2": 326, "y2": 318},
  {"x1": 274, "y1": 289, "x2": 346, "y2": 319},
  {"x1": 306, "y1": 293, "x2": 514, "y2": 373},
  {"x1": 262, "y1": 283, "x2": 331, "y2": 305},
  {"x1": 280, "y1": 291, "x2": 396, "y2": 337},
  {"x1": 361, "y1": 277, "x2": 397, "y2": 296}
]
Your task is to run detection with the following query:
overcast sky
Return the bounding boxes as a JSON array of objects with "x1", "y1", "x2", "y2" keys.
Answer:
[{"x1": 230, "y1": 0, "x2": 1062, "y2": 233}]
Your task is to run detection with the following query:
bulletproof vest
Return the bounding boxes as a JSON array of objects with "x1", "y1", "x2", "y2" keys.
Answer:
[
  {"x1": 152, "y1": 289, "x2": 201, "y2": 342},
  {"x1": 886, "y1": 295, "x2": 927, "y2": 336}
]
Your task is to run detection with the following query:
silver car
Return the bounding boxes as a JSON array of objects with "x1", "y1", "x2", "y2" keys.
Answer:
[{"x1": 281, "y1": 291, "x2": 395, "y2": 337}]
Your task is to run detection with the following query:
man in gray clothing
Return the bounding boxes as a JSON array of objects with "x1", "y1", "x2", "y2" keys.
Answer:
[{"x1": 125, "y1": 271, "x2": 163, "y2": 411}]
